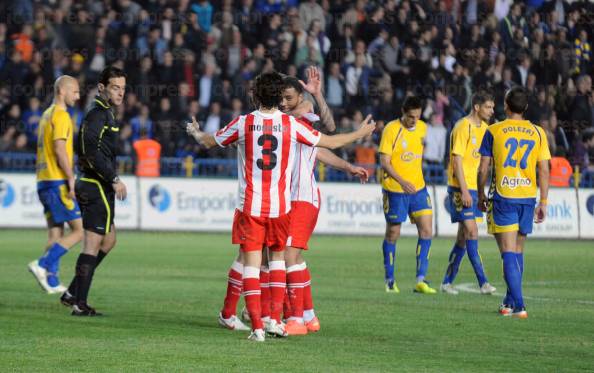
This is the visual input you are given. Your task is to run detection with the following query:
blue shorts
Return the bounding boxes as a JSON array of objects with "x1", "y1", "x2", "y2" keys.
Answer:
[
  {"x1": 383, "y1": 187, "x2": 432, "y2": 224},
  {"x1": 447, "y1": 187, "x2": 483, "y2": 223},
  {"x1": 37, "y1": 181, "x2": 81, "y2": 226},
  {"x1": 487, "y1": 198, "x2": 535, "y2": 235}
]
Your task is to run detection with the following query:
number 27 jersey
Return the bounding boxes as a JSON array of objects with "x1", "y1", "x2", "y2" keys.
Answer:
[
  {"x1": 215, "y1": 110, "x2": 321, "y2": 218},
  {"x1": 479, "y1": 119, "x2": 551, "y2": 203}
]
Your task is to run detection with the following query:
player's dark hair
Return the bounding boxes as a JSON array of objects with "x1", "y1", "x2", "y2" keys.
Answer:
[
  {"x1": 282, "y1": 76, "x2": 304, "y2": 94},
  {"x1": 402, "y1": 96, "x2": 423, "y2": 113},
  {"x1": 99, "y1": 66, "x2": 127, "y2": 87},
  {"x1": 252, "y1": 71, "x2": 284, "y2": 109},
  {"x1": 472, "y1": 91, "x2": 494, "y2": 107},
  {"x1": 505, "y1": 87, "x2": 528, "y2": 114}
]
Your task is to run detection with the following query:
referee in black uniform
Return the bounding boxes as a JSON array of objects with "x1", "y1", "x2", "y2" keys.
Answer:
[{"x1": 61, "y1": 66, "x2": 127, "y2": 316}]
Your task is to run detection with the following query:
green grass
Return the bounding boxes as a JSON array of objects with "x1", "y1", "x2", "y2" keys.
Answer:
[{"x1": 1, "y1": 229, "x2": 593, "y2": 372}]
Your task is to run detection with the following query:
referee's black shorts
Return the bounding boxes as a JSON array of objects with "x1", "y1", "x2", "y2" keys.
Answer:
[{"x1": 75, "y1": 177, "x2": 115, "y2": 235}]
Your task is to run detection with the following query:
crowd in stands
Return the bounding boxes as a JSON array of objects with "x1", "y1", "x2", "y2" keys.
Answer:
[{"x1": 1, "y1": 0, "x2": 593, "y2": 178}]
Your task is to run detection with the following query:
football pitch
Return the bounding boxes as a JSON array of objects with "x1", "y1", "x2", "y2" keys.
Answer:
[{"x1": 1, "y1": 229, "x2": 593, "y2": 372}]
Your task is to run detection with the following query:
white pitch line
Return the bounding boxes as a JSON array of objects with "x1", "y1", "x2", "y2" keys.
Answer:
[{"x1": 455, "y1": 283, "x2": 594, "y2": 306}]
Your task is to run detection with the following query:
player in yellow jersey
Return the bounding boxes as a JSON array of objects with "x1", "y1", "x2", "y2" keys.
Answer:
[
  {"x1": 440, "y1": 92, "x2": 497, "y2": 296},
  {"x1": 478, "y1": 87, "x2": 550, "y2": 319},
  {"x1": 379, "y1": 96, "x2": 436, "y2": 294},
  {"x1": 28, "y1": 76, "x2": 83, "y2": 294}
]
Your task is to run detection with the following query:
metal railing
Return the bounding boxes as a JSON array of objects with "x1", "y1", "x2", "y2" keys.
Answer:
[{"x1": 2, "y1": 152, "x2": 593, "y2": 187}]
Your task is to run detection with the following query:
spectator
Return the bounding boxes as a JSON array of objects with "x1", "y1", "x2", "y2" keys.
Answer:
[
  {"x1": 345, "y1": 54, "x2": 371, "y2": 107},
  {"x1": 382, "y1": 35, "x2": 402, "y2": 80},
  {"x1": 133, "y1": 128, "x2": 161, "y2": 177},
  {"x1": 571, "y1": 131, "x2": 594, "y2": 171},
  {"x1": 532, "y1": 43, "x2": 561, "y2": 86},
  {"x1": 191, "y1": 0, "x2": 213, "y2": 33},
  {"x1": 299, "y1": 0, "x2": 325, "y2": 32},
  {"x1": 12, "y1": 24, "x2": 34, "y2": 63},
  {"x1": 355, "y1": 137, "x2": 377, "y2": 181},
  {"x1": 21, "y1": 97, "x2": 42, "y2": 147},
  {"x1": 130, "y1": 104, "x2": 153, "y2": 142},
  {"x1": 570, "y1": 75, "x2": 593, "y2": 130},
  {"x1": 203, "y1": 102, "x2": 222, "y2": 134},
  {"x1": 574, "y1": 29, "x2": 591, "y2": 75},
  {"x1": 11, "y1": 133, "x2": 29, "y2": 153},
  {"x1": 549, "y1": 155, "x2": 573, "y2": 187},
  {"x1": 157, "y1": 51, "x2": 181, "y2": 95},
  {"x1": 154, "y1": 97, "x2": 178, "y2": 157},
  {"x1": 134, "y1": 56, "x2": 155, "y2": 104},
  {"x1": 0, "y1": 126, "x2": 17, "y2": 152},
  {"x1": 325, "y1": 62, "x2": 345, "y2": 111},
  {"x1": 225, "y1": 31, "x2": 251, "y2": 78},
  {"x1": 512, "y1": 54, "x2": 532, "y2": 87},
  {"x1": 424, "y1": 114, "x2": 447, "y2": 166},
  {"x1": 357, "y1": 6, "x2": 384, "y2": 45},
  {"x1": 137, "y1": 26, "x2": 167, "y2": 65},
  {"x1": 197, "y1": 62, "x2": 221, "y2": 110}
]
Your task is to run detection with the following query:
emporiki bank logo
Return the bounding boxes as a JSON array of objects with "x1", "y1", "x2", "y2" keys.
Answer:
[
  {"x1": 148, "y1": 185, "x2": 171, "y2": 212},
  {"x1": 587, "y1": 195, "x2": 594, "y2": 217},
  {"x1": 0, "y1": 179, "x2": 15, "y2": 208}
]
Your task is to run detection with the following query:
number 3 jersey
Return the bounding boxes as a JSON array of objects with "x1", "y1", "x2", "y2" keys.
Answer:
[
  {"x1": 214, "y1": 110, "x2": 321, "y2": 218},
  {"x1": 479, "y1": 119, "x2": 551, "y2": 203}
]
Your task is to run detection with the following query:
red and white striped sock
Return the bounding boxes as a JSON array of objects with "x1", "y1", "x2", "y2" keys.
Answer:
[
  {"x1": 268, "y1": 260, "x2": 286, "y2": 323},
  {"x1": 259, "y1": 265, "x2": 271, "y2": 320},
  {"x1": 221, "y1": 260, "x2": 243, "y2": 319},
  {"x1": 287, "y1": 264, "x2": 305, "y2": 323},
  {"x1": 302, "y1": 262, "x2": 316, "y2": 322},
  {"x1": 243, "y1": 266, "x2": 263, "y2": 330},
  {"x1": 283, "y1": 289, "x2": 292, "y2": 320}
]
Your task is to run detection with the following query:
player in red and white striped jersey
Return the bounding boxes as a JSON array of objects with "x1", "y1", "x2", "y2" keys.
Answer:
[
  {"x1": 280, "y1": 69, "x2": 369, "y2": 335},
  {"x1": 187, "y1": 71, "x2": 376, "y2": 342}
]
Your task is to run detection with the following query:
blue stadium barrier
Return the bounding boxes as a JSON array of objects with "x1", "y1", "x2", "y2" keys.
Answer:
[
  {"x1": 423, "y1": 163, "x2": 448, "y2": 185},
  {"x1": 2, "y1": 152, "x2": 594, "y2": 187},
  {"x1": 579, "y1": 170, "x2": 594, "y2": 188},
  {"x1": 0, "y1": 152, "x2": 37, "y2": 173}
]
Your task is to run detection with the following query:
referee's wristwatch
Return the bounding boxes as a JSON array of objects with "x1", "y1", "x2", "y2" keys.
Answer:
[{"x1": 112, "y1": 176, "x2": 121, "y2": 184}]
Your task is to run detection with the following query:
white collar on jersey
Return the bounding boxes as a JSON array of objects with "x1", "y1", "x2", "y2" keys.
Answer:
[{"x1": 255, "y1": 109, "x2": 281, "y2": 117}]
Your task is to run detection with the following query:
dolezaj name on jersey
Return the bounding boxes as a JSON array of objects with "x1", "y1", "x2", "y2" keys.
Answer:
[{"x1": 500, "y1": 175, "x2": 531, "y2": 189}]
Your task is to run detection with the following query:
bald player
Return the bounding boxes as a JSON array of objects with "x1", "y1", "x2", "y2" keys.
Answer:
[{"x1": 28, "y1": 75, "x2": 84, "y2": 294}]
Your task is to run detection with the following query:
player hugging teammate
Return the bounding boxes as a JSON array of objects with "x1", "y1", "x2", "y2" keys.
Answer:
[{"x1": 187, "y1": 70, "x2": 376, "y2": 341}]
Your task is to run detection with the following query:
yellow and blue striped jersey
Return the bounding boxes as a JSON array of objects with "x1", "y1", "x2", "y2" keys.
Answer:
[
  {"x1": 379, "y1": 119, "x2": 427, "y2": 193},
  {"x1": 447, "y1": 117, "x2": 488, "y2": 190},
  {"x1": 36, "y1": 104, "x2": 75, "y2": 181},
  {"x1": 479, "y1": 119, "x2": 551, "y2": 203}
]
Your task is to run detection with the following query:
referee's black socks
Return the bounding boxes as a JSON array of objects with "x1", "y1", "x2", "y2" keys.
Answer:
[
  {"x1": 67, "y1": 250, "x2": 108, "y2": 297},
  {"x1": 73, "y1": 254, "x2": 97, "y2": 304}
]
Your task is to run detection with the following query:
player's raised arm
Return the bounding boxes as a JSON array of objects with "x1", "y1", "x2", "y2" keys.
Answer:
[
  {"x1": 299, "y1": 66, "x2": 336, "y2": 132},
  {"x1": 316, "y1": 148, "x2": 369, "y2": 183},
  {"x1": 315, "y1": 114, "x2": 376, "y2": 149},
  {"x1": 186, "y1": 116, "x2": 218, "y2": 148}
]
